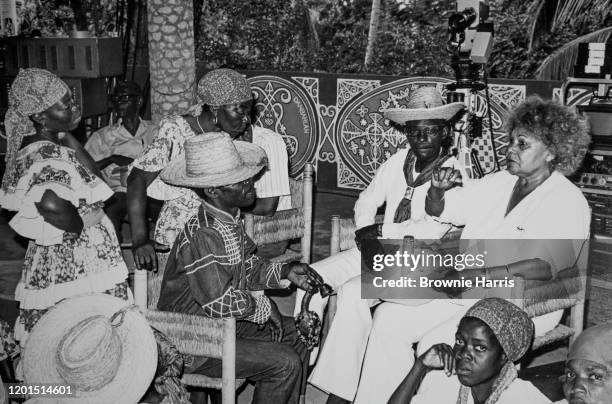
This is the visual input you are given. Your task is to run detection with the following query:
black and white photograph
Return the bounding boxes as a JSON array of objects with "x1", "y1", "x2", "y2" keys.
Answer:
[{"x1": 0, "y1": 0, "x2": 611, "y2": 403}]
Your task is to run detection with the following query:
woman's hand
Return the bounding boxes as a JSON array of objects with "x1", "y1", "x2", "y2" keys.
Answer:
[
  {"x1": 35, "y1": 189, "x2": 83, "y2": 234},
  {"x1": 418, "y1": 343, "x2": 456, "y2": 377},
  {"x1": 431, "y1": 167, "x2": 462, "y2": 192}
]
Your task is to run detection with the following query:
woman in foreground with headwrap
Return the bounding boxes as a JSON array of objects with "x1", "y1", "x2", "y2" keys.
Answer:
[
  {"x1": 389, "y1": 298, "x2": 550, "y2": 404},
  {"x1": 555, "y1": 323, "x2": 612, "y2": 404},
  {"x1": 0, "y1": 68, "x2": 131, "y2": 347}
]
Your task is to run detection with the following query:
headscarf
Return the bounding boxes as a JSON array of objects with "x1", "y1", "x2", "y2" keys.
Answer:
[
  {"x1": 457, "y1": 298, "x2": 534, "y2": 404},
  {"x1": 567, "y1": 323, "x2": 612, "y2": 367},
  {"x1": 1, "y1": 68, "x2": 69, "y2": 192},
  {"x1": 189, "y1": 68, "x2": 252, "y2": 117},
  {"x1": 464, "y1": 297, "x2": 534, "y2": 362}
]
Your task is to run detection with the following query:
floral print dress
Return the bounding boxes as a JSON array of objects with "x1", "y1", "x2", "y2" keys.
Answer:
[
  {"x1": 0, "y1": 141, "x2": 130, "y2": 345},
  {"x1": 132, "y1": 115, "x2": 201, "y2": 249}
]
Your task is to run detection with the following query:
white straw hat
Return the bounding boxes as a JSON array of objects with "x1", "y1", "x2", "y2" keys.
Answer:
[
  {"x1": 384, "y1": 86, "x2": 465, "y2": 125},
  {"x1": 23, "y1": 294, "x2": 157, "y2": 404},
  {"x1": 161, "y1": 132, "x2": 268, "y2": 188}
]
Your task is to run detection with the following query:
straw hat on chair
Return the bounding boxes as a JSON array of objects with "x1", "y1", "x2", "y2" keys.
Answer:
[{"x1": 22, "y1": 294, "x2": 157, "y2": 404}]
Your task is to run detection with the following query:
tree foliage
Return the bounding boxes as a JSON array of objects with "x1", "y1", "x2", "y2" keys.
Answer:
[
  {"x1": 194, "y1": 0, "x2": 612, "y2": 79},
  {"x1": 490, "y1": 0, "x2": 612, "y2": 78},
  {"x1": 195, "y1": 0, "x2": 315, "y2": 71}
]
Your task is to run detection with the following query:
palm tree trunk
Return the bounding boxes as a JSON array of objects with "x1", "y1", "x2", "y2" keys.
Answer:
[{"x1": 364, "y1": 0, "x2": 382, "y2": 69}]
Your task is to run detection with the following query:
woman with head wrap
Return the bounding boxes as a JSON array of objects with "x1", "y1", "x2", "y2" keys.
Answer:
[
  {"x1": 0, "y1": 68, "x2": 131, "y2": 347},
  {"x1": 555, "y1": 323, "x2": 612, "y2": 404},
  {"x1": 127, "y1": 68, "x2": 290, "y2": 271},
  {"x1": 389, "y1": 298, "x2": 550, "y2": 404}
]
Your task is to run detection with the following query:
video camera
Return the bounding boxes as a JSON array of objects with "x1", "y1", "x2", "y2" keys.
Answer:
[
  {"x1": 446, "y1": 0, "x2": 494, "y2": 92},
  {"x1": 445, "y1": 0, "x2": 495, "y2": 177}
]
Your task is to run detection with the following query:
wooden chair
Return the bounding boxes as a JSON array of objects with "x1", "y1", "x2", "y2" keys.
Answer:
[
  {"x1": 328, "y1": 215, "x2": 590, "y2": 351},
  {"x1": 123, "y1": 250, "x2": 245, "y2": 404},
  {"x1": 123, "y1": 163, "x2": 314, "y2": 403},
  {"x1": 244, "y1": 162, "x2": 314, "y2": 265}
]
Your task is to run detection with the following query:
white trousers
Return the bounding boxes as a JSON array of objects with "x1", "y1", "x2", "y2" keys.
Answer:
[{"x1": 297, "y1": 247, "x2": 563, "y2": 403}]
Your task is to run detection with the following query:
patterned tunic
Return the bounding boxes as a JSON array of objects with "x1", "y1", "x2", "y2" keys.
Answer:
[
  {"x1": 0, "y1": 141, "x2": 130, "y2": 345},
  {"x1": 132, "y1": 115, "x2": 291, "y2": 248},
  {"x1": 157, "y1": 201, "x2": 286, "y2": 323}
]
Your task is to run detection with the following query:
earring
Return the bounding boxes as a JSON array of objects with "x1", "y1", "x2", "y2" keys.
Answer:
[{"x1": 213, "y1": 114, "x2": 218, "y2": 126}]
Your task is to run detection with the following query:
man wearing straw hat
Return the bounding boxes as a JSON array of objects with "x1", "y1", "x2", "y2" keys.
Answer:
[
  {"x1": 128, "y1": 68, "x2": 291, "y2": 271},
  {"x1": 157, "y1": 133, "x2": 323, "y2": 404},
  {"x1": 293, "y1": 86, "x2": 467, "y2": 403}
]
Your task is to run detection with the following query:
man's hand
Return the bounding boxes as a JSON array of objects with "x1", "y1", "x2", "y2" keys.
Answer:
[
  {"x1": 282, "y1": 262, "x2": 324, "y2": 292},
  {"x1": 418, "y1": 343, "x2": 456, "y2": 377},
  {"x1": 267, "y1": 300, "x2": 284, "y2": 342},
  {"x1": 132, "y1": 240, "x2": 158, "y2": 271},
  {"x1": 431, "y1": 167, "x2": 462, "y2": 192}
]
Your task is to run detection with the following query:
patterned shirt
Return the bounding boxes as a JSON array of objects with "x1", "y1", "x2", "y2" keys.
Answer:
[
  {"x1": 132, "y1": 115, "x2": 291, "y2": 247},
  {"x1": 84, "y1": 118, "x2": 158, "y2": 193},
  {"x1": 157, "y1": 200, "x2": 286, "y2": 324}
]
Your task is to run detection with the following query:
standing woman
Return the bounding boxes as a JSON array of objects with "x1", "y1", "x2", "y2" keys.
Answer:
[{"x1": 0, "y1": 68, "x2": 130, "y2": 348}]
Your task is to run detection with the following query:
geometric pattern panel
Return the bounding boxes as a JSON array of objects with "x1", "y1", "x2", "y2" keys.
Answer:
[
  {"x1": 249, "y1": 75, "x2": 320, "y2": 177},
  {"x1": 334, "y1": 78, "x2": 524, "y2": 188},
  {"x1": 241, "y1": 72, "x2": 559, "y2": 191}
]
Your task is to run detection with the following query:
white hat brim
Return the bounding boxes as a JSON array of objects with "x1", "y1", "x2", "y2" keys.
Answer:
[
  {"x1": 384, "y1": 102, "x2": 465, "y2": 125},
  {"x1": 23, "y1": 294, "x2": 157, "y2": 404},
  {"x1": 160, "y1": 141, "x2": 267, "y2": 188}
]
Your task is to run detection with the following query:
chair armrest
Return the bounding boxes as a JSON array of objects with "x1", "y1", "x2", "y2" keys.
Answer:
[{"x1": 510, "y1": 267, "x2": 584, "y2": 318}]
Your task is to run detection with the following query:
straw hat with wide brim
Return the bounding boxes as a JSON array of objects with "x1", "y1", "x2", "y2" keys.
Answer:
[
  {"x1": 22, "y1": 294, "x2": 157, "y2": 404},
  {"x1": 161, "y1": 132, "x2": 268, "y2": 188},
  {"x1": 384, "y1": 86, "x2": 465, "y2": 125}
]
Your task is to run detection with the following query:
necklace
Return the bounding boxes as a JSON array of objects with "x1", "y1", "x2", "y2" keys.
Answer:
[{"x1": 195, "y1": 115, "x2": 206, "y2": 134}]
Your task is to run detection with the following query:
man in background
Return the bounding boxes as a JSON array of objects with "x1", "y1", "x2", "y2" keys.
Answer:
[{"x1": 85, "y1": 81, "x2": 160, "y2": 240}]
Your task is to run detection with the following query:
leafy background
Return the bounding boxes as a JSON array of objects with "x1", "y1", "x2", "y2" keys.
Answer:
[{"x1": 16, "y1": 0, "x2": 612, "y2": 79}]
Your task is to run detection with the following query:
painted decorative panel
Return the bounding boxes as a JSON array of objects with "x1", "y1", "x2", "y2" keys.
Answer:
[{"x1": 241, "y1": 71, "x2": 563, "y2": 192}]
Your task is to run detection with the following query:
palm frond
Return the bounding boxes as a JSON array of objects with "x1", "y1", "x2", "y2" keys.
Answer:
[
  {"x1": 553, "y1": 0, "x2": 612, "y2": 29},
  {"x1": 527, "y1": 0, "x2": 549, "y2": 52},
  {"x1": 535, "y1": 26, "x2": 612, "y2": 80}
]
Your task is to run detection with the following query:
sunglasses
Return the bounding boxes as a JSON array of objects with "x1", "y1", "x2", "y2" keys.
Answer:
[{"x1": 400, "y1": 125, "x2": 446, "y2": 139}]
